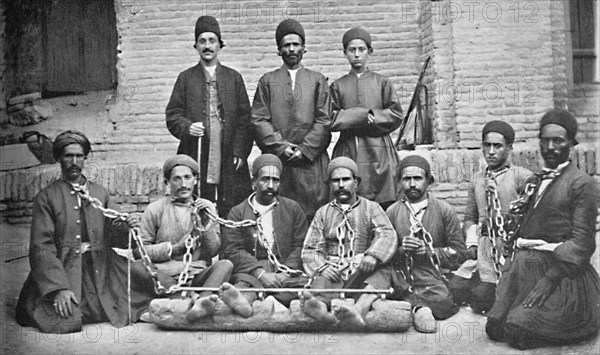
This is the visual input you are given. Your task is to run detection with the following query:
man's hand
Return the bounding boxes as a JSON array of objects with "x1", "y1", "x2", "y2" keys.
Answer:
[
  {"x1": 233, "y1": 156, "x2": 244, "y2": 171},
  {"x1": 401, "y1": 235, "x2": 426, "y2": 254},
  {"x1": 171, "y1": 236, "x2": 191, "y2": 258},
  {"x1": 287, "y1": 149, "x2": 304, "y2": 164},
  {"x1": 53, "y1": 289, "x2": 79, "y2": 318},
  {"x1": 125, "y1": 213, "x2": 141, "y2": 229},
  {"x1": 189, "y1": 122, "x2": 205, "y2": 137},
  {"x1": 523, "y1": 277, "x2": 557, "y2": 308},
  {"x1": 358, "y1": 255, "x2": 378, "y2": 273},
  {"x1": 259, "y1": 272, "x2": 282, "y2": 288},
  {"x1": 193, "y1": 199, "x2": 216, "y2": 214},
  {"x1": 283, "y1": 144, "x2": 302, "y2": 163},
  {"x1": 320, "y1": 265, "x2": 342, "y2": 283}
]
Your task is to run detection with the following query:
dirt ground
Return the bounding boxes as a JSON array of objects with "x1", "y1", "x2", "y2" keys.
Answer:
[{"x1": 2, "y1": 222, "x2": 599, "y2": 355}]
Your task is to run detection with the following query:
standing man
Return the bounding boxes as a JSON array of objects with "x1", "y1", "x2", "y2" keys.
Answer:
[
  {"x1": 330, "y1": 27, "x2": 403, "y2": 209},
  {"x1": 16, "y1": 131, "x2": 152, "y2": 333},
  {"x1": 486, "y1": 109, "x2": 599, "y2": 349},
  {"x1": 386, "y1": 155, "x2": 466, "y2": 332},
  {"x1": 252, "y1": 19, "x2": 331, "y2": 221},
  {"x1": 135, "y1": 155, "x2": 234, "y2": 321},
  {"x1": 166, "y1": 15, "x2": 253, "y2": 218},
  {"x1": 450, "y1": 121, "x2": 532, "y2": 313},
  {"x1": 222, "y1": 154, "x2": 309, "y2": 314},
  {"x1": 301, "y1": 157, "x2": 397, "y2": 330}
]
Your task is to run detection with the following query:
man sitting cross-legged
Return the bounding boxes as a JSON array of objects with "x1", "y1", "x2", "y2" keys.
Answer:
[
  {"x1": 221, "y1": 154, "x2": 310, "y2": 317},
  {"x1": 134, "y1": 155, "x2": 234, "y2": 321},
  {"x1": 301, "y1": 157, "x2": 398, "y2": 330}
]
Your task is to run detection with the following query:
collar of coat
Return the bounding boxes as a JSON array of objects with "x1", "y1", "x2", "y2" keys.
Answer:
[
  {"x1": 329, "y1": 195, "x2": 362, "y2": 214},
  {"x1": 247, "y1": 192, "x2": 280, "y2": 216}
]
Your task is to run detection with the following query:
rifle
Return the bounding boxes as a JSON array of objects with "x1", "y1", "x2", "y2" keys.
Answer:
[{"x1": 395, "y1": 56, "x2": 431, "y2": 149}]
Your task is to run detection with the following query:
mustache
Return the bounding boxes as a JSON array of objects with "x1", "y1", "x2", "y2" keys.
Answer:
[
  {"x1": 406, "y1": 188, "x2": 422, "y2": 194},
  {"x1": 202, "y1": 49, "x2": 214, "y2": 53}
]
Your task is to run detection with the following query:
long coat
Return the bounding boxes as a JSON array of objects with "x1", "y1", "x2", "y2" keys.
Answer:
[
  {"x1": 223, "y1": 195, "x2": 308, "y2": 275},
  {"x1": 166, "y1": 61, "x2": 253, "y2": 217},
  {"x1": 487, "y1": 162, "x2": 600, "y2": 343},
  {"x1": 252, "y1": 66, "x2": 331, "y2": 217},
  {"x1": 330, "y1": 70, "x2": 403, "y2": 203},
  {"x1": 16, "y1": 180, "x2": 153, "y2": 333}
]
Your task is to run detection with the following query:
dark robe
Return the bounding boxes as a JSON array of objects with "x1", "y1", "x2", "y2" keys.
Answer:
[
  {"x1": 166, "y1": 61, "x2": 253, "y2": 218},
  {"x1": 223, "y1": 195, "x2": 308, "y2": 275},
  {"x1": 330, "y1": 69, "x2": 403, "y2": 203},
  {"x1": 252, "y1": 66, "x2": 331, "y2": 218},
  {"x1": 16, "y1": 180, "x2": 154, "y2": 333},
  {"x1": 486, "y1": 162, "x2": 600, "y2": 348},
  {"x1": 223, "y1": 195, "x2": 308, "y2": 305},
  {"x1": 386, "y1": 195, "x2": 466, "y2": 319}
]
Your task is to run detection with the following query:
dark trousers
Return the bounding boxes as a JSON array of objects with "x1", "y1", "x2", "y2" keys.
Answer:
[{"x1": 448, "y1": 273, "x2": 495, "y2": 313}]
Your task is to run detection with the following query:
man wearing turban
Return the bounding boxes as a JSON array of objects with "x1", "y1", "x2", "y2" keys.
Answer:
[
  {"x1": 252, "y1": 19, "x2": 332, "y2": 222},
  {"x1": 166, "y1": 15, "x2": 253, "y2": 219},
  {"x1": 16, "y1": 131, "x2": 153, "y2": 333}
]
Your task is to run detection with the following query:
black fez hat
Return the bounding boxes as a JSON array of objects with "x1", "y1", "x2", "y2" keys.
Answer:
[
  {"x1": 195, "y1": 16, "x2": 223, "y2": 46},
  {"x1": 482, "y1": 120, "x2": 515, "y2": 145},
  {"x1": 276, "y1": 19, "x2": 305, "y2": 47},
  {"x1": 399, "y1": 155, "x2": 434, "y2": 182},
  {"x1": 342, "y1": 27, "x2": 372, "y2": 49},
  {"x1": 539, "y1": 108, "x2": 578, "y2": 145}
]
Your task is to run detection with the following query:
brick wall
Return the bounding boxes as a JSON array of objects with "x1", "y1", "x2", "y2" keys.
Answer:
[
  {"x1": 442, "y1": 0, "x2": 555, "y2": 148},
  {"x1": 1, "y1": 0, "x2": 599, "y2": 227},
  {"x1": 2, "y1": 146, "x2": 597, "y2": 224},
  {"x1": 0, "y1": 0, "x2": 6, "y2": 124},
  {"x1": 106, "y1": 0, "x2": 422, "y2": 159},
  {"x1": 569, "y1": 84, "x2": 600, "y2": 142}
]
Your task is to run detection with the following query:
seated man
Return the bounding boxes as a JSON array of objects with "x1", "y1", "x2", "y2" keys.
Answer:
[
  {"x1": 136, "y1": 155, "x2": 233, "y2": 321},
  {"x1": 301, "y1": 157, "x2": 398, "y2": 330},
  {"x1": 386, "y1": 155, "x2": 466, "y2": 332},
  {"x1": 222, "y1": 154, "x2": 309, "y2": 316},
  {"x1": 486, "y1": 109, "x2": 599, "y2": 349},
  {"x1": 450, "y1": 121, "x2": 532, "y2": 313},
  {"x1": 16, "y1": 130, "x2": 153, "y2": 333}
]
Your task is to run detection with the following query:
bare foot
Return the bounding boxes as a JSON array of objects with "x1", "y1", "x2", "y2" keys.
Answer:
[
  {"x1": 302, "y1": 292, "x2": 337, "y2": 324},
  {"x1": 186, "y1": 295, "x2": 218, "y2": 322},
  {"x1": 219, "y1": 283, "x2": 252, "y2": 318},
  {"x1": 334, "y1": 305, "x2": 365, "y2": 330}
]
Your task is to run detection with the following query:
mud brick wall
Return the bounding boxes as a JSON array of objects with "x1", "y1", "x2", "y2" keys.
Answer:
[
  {"x1": 2, "y1": 146, "x2": 597, "y2": 225},
  {"x1": 107, "y1": 0, "x2": 422, "y2": 157}
]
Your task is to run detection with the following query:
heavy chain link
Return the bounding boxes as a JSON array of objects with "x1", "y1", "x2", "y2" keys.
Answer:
[
  {"x1": 334, "y1": 206, "x2": 357, "y2": 280},
  {"x1": 505, "y1": 180, "x2": 538, "y2": 257},
  {"x1": 484, "y1": 171, "x2": 509, "y2": 280},
  {"x1": 256, "y1": 220, "x2": 307, "y2": 278},
  {"x1": 75, "y1": 183, "x2": 309, "y2": 294},
  {"x1": 72, "y1": 184, "x2": 169, "y2": 294},
  {"x1": 403, "y1": 202, "x2": 445, "y2": 292},
  {"x1": 173, "y1": 210, "x2": 204, "y2": 291}
]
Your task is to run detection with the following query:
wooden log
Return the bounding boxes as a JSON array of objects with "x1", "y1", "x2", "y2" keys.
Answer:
[
  {"x1": 8, "y1": 93, "x2": 41, "y2": 106},
  {"x1": 149, "y1": 297, "x2": 412, "y2": 333}
]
